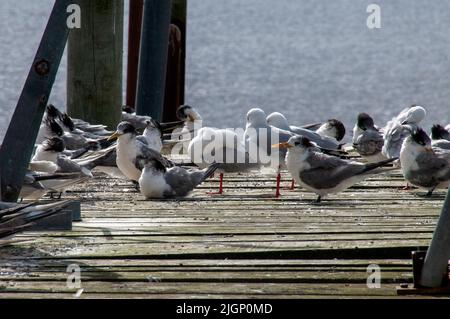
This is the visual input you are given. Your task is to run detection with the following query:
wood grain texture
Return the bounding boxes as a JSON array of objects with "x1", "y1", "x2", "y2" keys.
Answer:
[{"x1": 0, "y1": 169, "x2": 447, "y2": 298}]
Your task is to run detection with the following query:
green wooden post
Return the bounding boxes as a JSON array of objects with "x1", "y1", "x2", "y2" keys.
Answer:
[{"x1": 67, "y1": 0, "x2": 123, "y2": 129}]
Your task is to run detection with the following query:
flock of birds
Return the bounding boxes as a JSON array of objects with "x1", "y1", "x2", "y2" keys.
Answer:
[{"x1": 1, "y1": 103, "x2": 450, "y2": 243}]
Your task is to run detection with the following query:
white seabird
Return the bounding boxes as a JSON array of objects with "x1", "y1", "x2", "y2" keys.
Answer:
[
  {"x1": 382, "y1": 105, "x2": 427, "y2": 160},
  {"x1": 244, "y1": 108, "x2": 296, "y2": 197},
  {"x1": 187, "y1": 127, "x2": 260, "y2": 194},
  {"x1": 108, "y1": 121, "x2": 174, "y2": 182},
  {"x1": 266, "y1": 112, "x2": 342, "y2": 150}
]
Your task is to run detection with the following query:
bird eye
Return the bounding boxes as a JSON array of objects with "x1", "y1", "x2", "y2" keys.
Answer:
[{"x1": 294, "y1": 142, "x2": 300, "y2": 146}]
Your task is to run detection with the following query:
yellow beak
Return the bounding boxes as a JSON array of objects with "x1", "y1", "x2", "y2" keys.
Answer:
[
  {"x1": 272, "y1": 142, "x2": 292, "y2": 149},
  {"x1": 107, "y1": 131, "x2": 121, "y2": 141}
]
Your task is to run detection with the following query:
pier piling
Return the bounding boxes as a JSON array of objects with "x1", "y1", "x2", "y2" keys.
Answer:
[
  {"x1": 135, "y1": 0, "x2": 172, "y2": 120},
  {"x1": 66, "y1": 0, "x2": 123, "y2": 129}
]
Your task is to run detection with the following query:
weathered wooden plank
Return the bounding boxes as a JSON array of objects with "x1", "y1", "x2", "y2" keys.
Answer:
[
  {"x1": 2, "y1": 169, "x2": 443, "y2": 298},
  {"x1": 0, "y1": 282, "x2": 401, "y2": 297}
]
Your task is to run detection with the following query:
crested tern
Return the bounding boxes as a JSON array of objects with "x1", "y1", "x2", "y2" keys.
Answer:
[
  {"x1": 138, "y1": 157, "x2": 220, "y2": 199},
  {"x1": 400, "y1": 128, "x2": 450, "y2": 196},
  {"x1": 275, "y1": 136, "x2": 397, "y2": 203}
]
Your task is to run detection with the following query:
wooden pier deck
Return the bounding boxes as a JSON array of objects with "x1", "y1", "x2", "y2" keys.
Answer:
[{"x1": 0, "y1": 169, "x2": 448, "y2": 299}]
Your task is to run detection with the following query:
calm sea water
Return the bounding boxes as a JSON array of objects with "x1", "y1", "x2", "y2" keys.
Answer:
[{"x1": 1, "y1": 0, "x2": 450, "y2": 142}]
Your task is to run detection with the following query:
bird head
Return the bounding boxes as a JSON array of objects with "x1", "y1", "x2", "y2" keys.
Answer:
[
  {"x1": 61, "y1": 113, "x2": 75, "y2": 132},
  {"x1": 410, "y1": 128, "x2": 432, "y2": 151},
  {"x1": 356, "y1": 113, "x2": 375, "y2": 131},
  {"x1": 431, "y1": 124, "x2": 450, "y2": 140},
  {"x1": 177, "y1": 105, "x2": 202, "y2": 122},
  {"x1": 272, "y1": 136, "x2": 315, "y2": 154},
  {"x1": 138, "y1": 156, "x2": 167, "y2": 173},
  {"x1": 46, "y1": 104, "x2": 62, "y2": 119},
  {"x1": 108, "y1": 121, "x2": 137, "y2": 141},
  {"x1": 266, "y1": 112, "x2": 290, "y2": 130},
  {"x1": 246, "y1": 108, "x2": 267, "y2": 127},
  {"x1": 401, "y1": 105, "x2": 426, "y2": 125},
  {"x1": 320, "y1": 119, "x2": 346, "y2": 141},
  {"x1": 43, "y1": 137, "x2": 65, "y2": 153},
  {"x1": 145, "y1": 119, "x2": 163, "y2": 138},
  {"x1": 45, "y1": 118, "x2": 64, "y2": 137}
]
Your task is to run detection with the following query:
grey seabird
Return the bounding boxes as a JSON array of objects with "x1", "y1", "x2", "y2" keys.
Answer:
[
  {"x1": 246, "y1": 108, "x2": 347, "y2": 197},
  {"x1": 275, "y1": 136, "x2": 397, "y2": 203},
  {"x1": 137, "y1": 157, "x2": 220, "y2": 199},
  {"x1": 352, "y1": 113, "x2": 386, "y2": 162},
  {"x1": 400, "y1": 128, "x2": 450, "y2": 196}
]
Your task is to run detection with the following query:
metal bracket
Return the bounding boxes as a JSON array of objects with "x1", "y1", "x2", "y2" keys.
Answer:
[
  {"x1": 397, "y1": 250, "x2": 450, "y2": 295},
  {"x1": 30, "y1": 200, "x2": 81, "y2": 231},
  {"x1": 0, "y1": 0, "x2": 72, "y2": 202}
]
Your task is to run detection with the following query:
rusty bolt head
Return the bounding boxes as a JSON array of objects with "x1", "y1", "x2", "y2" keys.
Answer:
[{"x1": 34, "y1": 59, "x2": 50, "y2": 76}]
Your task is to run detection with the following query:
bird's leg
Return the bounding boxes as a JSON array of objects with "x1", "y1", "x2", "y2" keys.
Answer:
[
  {"x1": 49, "y1": 192, "x2": 55, "y2": 199},
  {"x1": 315, "y1": 195, "x2": 322, "y2": 203},
  {"x1": 275, "y1": 173, "x2": 281, "y2": 198},
  {"x1": 400, "y1": 183, "x2": 412, "y2": 190},
  {"x1": 284, "y1": 179, "x2": 295, "y2": 191},
  {"x1": 425, "y1": 187, "x2": 436, "y2": 197},
  {"x1": 57, "y1": 192, "x2": 63, "y2": 200},
  {"x1": 219, "y1": 173, "x2": 223, "y2": 194},
  {"x1": 132, "y1": 181, "x2": 140, "y2": 192},
  {"x1": 207, "y1": 173, "x2": 224, "y2": 195}
]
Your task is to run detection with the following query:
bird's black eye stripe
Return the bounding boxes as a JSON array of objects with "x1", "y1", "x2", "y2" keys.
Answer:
[{"x1": 294, "y1": 142, "x2": 300, "y2": 146}]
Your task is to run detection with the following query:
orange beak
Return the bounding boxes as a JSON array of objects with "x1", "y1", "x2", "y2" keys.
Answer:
[{"x1": 272, "y1": 142, "x2": 292, "y2": 149}]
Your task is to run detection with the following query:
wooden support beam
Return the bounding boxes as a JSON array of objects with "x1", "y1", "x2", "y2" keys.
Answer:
[
  {"x1": 125, "y1": 0, "x2": 144, "y2": 110},
  {"x1": 67, "y1": 0, "x2": 124, "y2": 129},
  {"x1": 0, "y1": 0, "x2": 71, "y2": 202},
  {"x1": 135, "y1": 0, "x2": 172, "y2": 120}
]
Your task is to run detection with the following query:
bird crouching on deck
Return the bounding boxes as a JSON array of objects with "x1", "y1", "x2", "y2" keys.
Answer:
[
  {"x1": 400, "y1": 128, "x2": 450, "y2": 197},
  {"x1": 274, "y1": 136, "x2": 397, "y2": 203},
  {"x1": 137, "y1": 157, "x2": 220, "y2": 199}
]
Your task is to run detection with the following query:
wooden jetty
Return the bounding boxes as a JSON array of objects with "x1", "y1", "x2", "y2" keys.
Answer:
[{"x1": 0, "y1": 169, "x2": 448, "y2": 299}]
